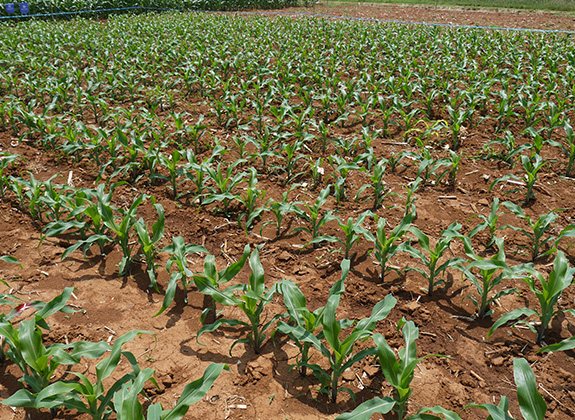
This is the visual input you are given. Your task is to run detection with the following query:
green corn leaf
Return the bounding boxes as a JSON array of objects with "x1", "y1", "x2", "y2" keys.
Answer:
[
  {"x1": 355, "y1": 294, "x2": 397, "y2": 332},
  {"x1": 488, "y1": 308, "x2": 539, "y2": 339},
  {"x1": 96, "y1": 330, "x2": 153, "y2": 383},
  {"x1": 329, "y1": 258, "x2": 350, "y2": 297},
  {"x1": 408, "y1": 406, "x2": 464, "y2": 420},
  {"x1": 514, "y1": 358, "x2": 547, "y2": 420},
  {"x1": 0, "y1": 389, "x2": 37, "y2": 408},
  {"x1": 115, "y1": 368, "x2": 157, "y2": 420},
  {"x1": 322, "y1": 293, "x2": 342, "y2": 355},
  {"x1": 154, "y1": 272, "x2": 181, "y2": 317},
  {"x1": 162, "y1": 363, "x2": 229, "y2": 420},
  {"x1": 0, "y1": 255, "x2": 22, "y2": 269},
  {"x1": 34, "y1": 287, "x2": 75, "y2": 321},
  {"x1": 196, "y1": 318, "x2": 248, "y2": 346},
  {"x1": 538, "y1": 336, "x2": 575, "y2": 353},
  {"x1": 336, "y1": 396, "x2": 396, "y2": 420},
  {"x1": 194, "y1": 276, "x2": 241, "y2": 306}
]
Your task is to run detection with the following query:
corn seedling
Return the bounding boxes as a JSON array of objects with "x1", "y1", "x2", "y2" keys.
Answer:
[
  {"x1": 191, "y1": 244, "x2": 250, "y2": 325},
  {"x1": 112, "y1": 363, "x2": 228, "y2": 420},
  {"x1": 282, "y1": 289, "x2": 396, "y2": 403},
  {"x1": 0, "y1": 152, "x2": 19, "y2": 199},
  {"x1": 488, "y1": 251, "x2": 575, "y2": 346},
  {"x1": 261, "y1": 184, "x2": 300, "y2": 237},
  {"x1": 99, "y1": 193, "x2": 146, "y2": 277},
  {"x1": 353, "y1": 320, "x2": 444, "y2": 419},
  {"x1": 134, "y1": 201, "x2": 165, "y2": 291},
  {"x1": 203, "y1": 160, "x2": 247, "y2": 216},
  {"x1": 501, "y1": 201, "x2": 562, "y2": 261},
  {"x1": 292, "y1": 187, "x2": 337, "y2": 245},
  {"x1": 328, "y1": 155, "x2": 360, "y2": 205},
  {"x1": 2, "y1": 330, "x2": 155, "y2": 420},
  {"x1": 457, "y1": 236, "x2": 533, "y2": 319},
  {"x1": 277, "y1": 259, "x2": 350, "y2": 377},
  {"x1": 355, "y1": 160, "x2": 396, "y2": 210},
  {"x1": 236, "y1": 168, "x2": 270, "y2": 235},
  {"x1": 155, "y1": 237, "x2": 208, "y2": 316},
  {"x1": 490, "y1": 153, "x2": 546, "y2": 204},
  {"x1": 158, "y1": 150, "x2": 184, "y2": 199},
  {"x1": 436, "y1": 150, "x2": 461, "y2": 189},
  {"x1": 308, "y1": 211, "x2": 372, "y2": 259},
  {"x1": 196, "y1": 247, "x2": 281, "y2": 354},
  {"x1": 363, "y1": 210, "x2": 415, "y2": 282},
  {"x1": 548, "y1": 120, "x2": 575, "y2": 177},
  {"x1": 483, "y1": 130, "x2": 531, "y2": 167},
  {"x1": 467, "y1": 197, "x2": 503, "y2": 248},
  {"x1": 0, "y1": 288, "x2": 109, "y2": 393},
  {"x1": 403, "y1": 222, "x2": 464, "y2": 296}
]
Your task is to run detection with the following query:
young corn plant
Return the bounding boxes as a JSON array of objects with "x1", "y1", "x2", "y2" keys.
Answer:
[
  {"x1": 328, "y1": 156, "x2": 360, "y2": 205},
  {"x1": 309, "y1": 211, "x2": 373, "y2": 259},
  {"x1": 0, "y1": 288, "x2": 109, "y2": 394},
  {"x1": 363, "y1": 210, "x2": 415, "y2": 282},
  {"x1": 155, "y1": 237, "x2": 208, "y2": 317},
  {"x1": 342, "y1": 319, "x2": 443, "y2": 420},
  {"x1": 203, "y1": 160, "x2": 247, "y2": 216},
  {"x1": 403, "y1": 222, "x2": 464, "y2": 296},
  {"x1": 191, "y1": 245, "x2": 251, "y2": 325},
  {"x1": 501, "y1": 201, "x2": 562, "y2": 261},
  {"x1": 283, "y1": 291, "x2": 397, "y2": 403},
  {"x1": 548, "y1": 120, "x2": 575, "y2": 177},
  {"x1": 488, "y1": 251, "x2": 575, "y2": 346},
  {"x1": 260, "y1": 184, "x2": 300, "y2": 237},
  {"x1": 45, "y1": 183, "x2": 124, "y2": 260},
  {"x1": 277, "y1": 259, "x2": 350, "y2": 377},
  {"x1": 236, "y1": 168, "x2": 270, "y2": 235},
  {"x1": 483, "y1": 130, "x2": 530, "y2": 167},
  {"x1": 445, "y1": 104, "x2": 470, "y2": 150},
  {"x1": 436, "y1": 150, "x2": 461, "y2": 189},
  {"x1": 157, "y1": 149, "x2": 184, "y2": 199},
  {"x1": 0, "y1": 152, "x2": 19, "y2": 199},
  {"x1": 457, "y1": 236, "x2": 533, "y2": 319},
  {"x1": 467, "y1": 198, "x2": 503, "y2": 249},
  {"x1": 292, "y1": 187, "x2": 337, "y2": 246},
  {"x1": 355, "y1": 160, "x2": 396, "y2": 210},
  {"x1": 196, "y1": 247, "x2": 282, "y2": 355},
  {"x1": 134, "y1": 201, "x2": 165, "y2": 292},
  {"x1": 305, "y1": 156, "x2": 324, "y2": 190},
  {"x1": 403, "y1": 177, "x2": 422, "y2": 216},
  {"x1": 468, "y1": 358, "x2": 547, "y2": 420},
  {"x1": 2, "y1": 330, "x2": 155, "y2": 420},
  {"x1": 111, "y1": 363, "x2": 228, "y2": 420},
  {"x1": 99, "y1": 194, "x2": 146, "y2": 277},
  {"x1": 275, "y1": 139, "x2": 307, "y2": 185},
  {"x1": 490, "y1": 153, "x2": 546, "y2": 204}
]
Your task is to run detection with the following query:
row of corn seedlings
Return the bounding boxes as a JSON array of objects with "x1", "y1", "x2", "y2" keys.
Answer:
[
  {"x1": 2, "y1": 246, "x2": 565, "y2": 418},
  {"x1": 0, "y1": 285, "x2": 227, "y2": 419},
  {"x1": 2, "y1": 15, "x2": 575, "y2": 144},
  {"x1": 2, "y1": 165, "x2": 573, "y2": 353}
]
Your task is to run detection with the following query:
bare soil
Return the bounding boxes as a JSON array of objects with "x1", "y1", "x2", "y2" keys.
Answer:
[
  {"x1": 282, "y1": 2, "x2": 575, "y2": 31},
  {"x1": 1, "y1": 4, "x2": 575, "y2": 420}
]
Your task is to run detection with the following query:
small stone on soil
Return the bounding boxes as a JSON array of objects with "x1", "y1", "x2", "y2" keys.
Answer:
[
  {"x1": 491, "y1": 356, "x2": 505, "y2": 366},
  {"x1": 342, "y1": 368, "x2": 355, "y2": 381},
  {"x1": 277, "y1": 251, "x2": 292, "y2": 262}
]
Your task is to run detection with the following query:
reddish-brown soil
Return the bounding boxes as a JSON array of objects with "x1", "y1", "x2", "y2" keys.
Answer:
[
  {"x1": 1, "y1": 5, "x2": 575, "y2": 420},
  {"x1": 280, "y1": 2, "x2": 575, "y2": 31}
]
